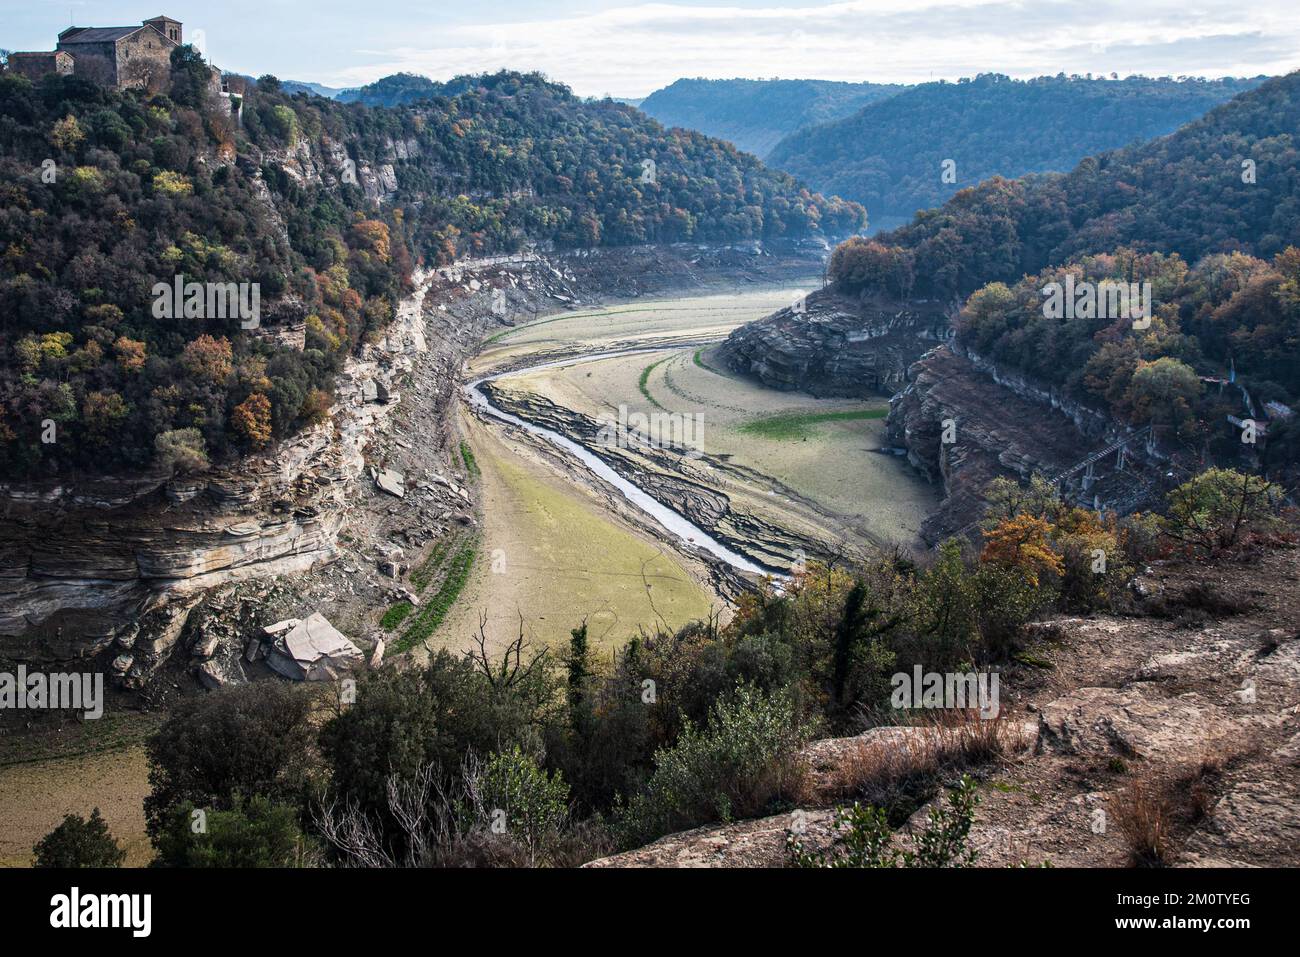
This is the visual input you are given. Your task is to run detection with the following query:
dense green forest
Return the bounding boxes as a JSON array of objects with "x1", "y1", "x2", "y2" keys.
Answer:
[
  {"x1": 335, "y1": 72, "x2": 442, "y2": 107},
  {"x1": 0, "y1": 55, "x2": 863, "y2": 479},
  {"x1": 638, "y1": 77, "x2": 906, "y2": 158},
  {"x1": 772, "y1": 73, "x2": 1265, "y2": 222}
]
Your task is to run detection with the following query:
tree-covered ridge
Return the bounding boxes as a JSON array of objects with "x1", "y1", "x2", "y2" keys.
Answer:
[
  {"x1": 0, "y1": 60, "x2": 863, "y2": 479},
  {"x1": 771, "y1": 73, "x2": 1266, "y2": 223},
  {"x1": 955, "y1": 248, "x2": 1300, "y2": 468},
  {"x1": 865, "y1": 71, "x2": 1300, "y2": 301},
  {"x1": 638, "y1": 77, "x2": 907, "y2": 158},
  {"x1": 336, "y1": 73, "x2": 442, "y2": 107},
  {"x1": 826, "y1": 72, "x2": 1300, "y2": 472}
]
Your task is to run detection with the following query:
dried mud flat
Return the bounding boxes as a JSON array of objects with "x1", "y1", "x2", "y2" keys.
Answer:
[
  {"x1": 427, "y1": 410, "x2": 718, "y2": 657},
  {"x1": 0, "y1": 745, "x2": 151, "y2": 867},
  {"x1": 470, "y1": 288, "x2": 936, "y2": 583}
]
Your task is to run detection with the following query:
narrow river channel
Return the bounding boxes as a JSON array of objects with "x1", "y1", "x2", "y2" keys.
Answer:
[{"x1": 463, "y1": 347, "x2": 780, "y2": 577}]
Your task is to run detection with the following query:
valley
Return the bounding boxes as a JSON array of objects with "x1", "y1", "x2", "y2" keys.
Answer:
[
  {"x1": 1, "y1": 4, "x2": 1297, "y2": 894},
  {"x1": 444, "y1": 287, "x2": 936, "y2": 652}
]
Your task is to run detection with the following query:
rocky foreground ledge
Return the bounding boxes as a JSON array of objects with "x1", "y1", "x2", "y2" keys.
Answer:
[{"x1": 589, "y1": 544, "x2": 1300, "y2": 867}]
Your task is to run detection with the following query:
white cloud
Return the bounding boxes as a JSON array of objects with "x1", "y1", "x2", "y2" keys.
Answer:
[{"x1": 324, "y1": 0, "x2": 1300, "y2": 95}]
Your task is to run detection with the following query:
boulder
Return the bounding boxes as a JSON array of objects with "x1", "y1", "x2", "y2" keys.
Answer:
[
  {"x1": 265, "y1": 612, "x2": 363, "y2": 682},
  {"x1": 376, "y1": 469, "x2": 406, "y2": 498},
  {"x1": 196, "y1": 660, "x2": 227, "y2": 690}
]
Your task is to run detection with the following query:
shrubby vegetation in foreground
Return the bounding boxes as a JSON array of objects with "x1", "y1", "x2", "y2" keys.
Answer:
[{"x1": 38, "y1": 468, "x2": 1282, "y2": 867}]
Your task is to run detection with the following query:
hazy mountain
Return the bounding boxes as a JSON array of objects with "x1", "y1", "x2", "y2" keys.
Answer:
[
  {"x1": 637, "y1": 77, "x2": 906, "y2": 157},
  {"x1": 771, "y1": 73, "x2": 1268, "y2": 223},
  {"x1": 282, "y1": 80, "x2": 346, "y2": 99}
]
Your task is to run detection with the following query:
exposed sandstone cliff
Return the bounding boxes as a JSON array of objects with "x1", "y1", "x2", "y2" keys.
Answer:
[
  {"x1": 717, "y1": 288, "x2": 952, "y2": 397},
  {"x1": 0, "y1": 271, "x2": 431, "y2": 674},
  {"x1": 886, "y1": 343, "x2": 1171, "y2": 543}
]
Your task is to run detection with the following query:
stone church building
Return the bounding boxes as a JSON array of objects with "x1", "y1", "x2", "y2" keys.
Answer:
[{"x1": 8, "y1": 15, "x2": 185, "y2": 89}]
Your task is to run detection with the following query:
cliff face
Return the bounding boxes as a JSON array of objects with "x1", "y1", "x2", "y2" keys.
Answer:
[
  {"x1": 0, "y1": 273, "x2": 431, "y2": 674},
  {"x1": 886, "y1": 343, "x2": 1169, "y2": 543},
  {"x1": 717, "y1": 289, "x2": 951, "y2": 397},
  {"x1": 0, "y1": 243, "x2": 828, "y2": 685}
]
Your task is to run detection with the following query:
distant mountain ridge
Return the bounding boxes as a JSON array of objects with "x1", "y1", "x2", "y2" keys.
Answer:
[
  {"x1": 868, "y1": 70, "x2": 1300, "y2": 298},
  {"x1": 282, "y1": 80, "x2": 346, "y2": 99},
  {"x1": 770, "y1": 73, "x2": 1268, "y2": 222},
  {"x1": 637, "y1": 77, "x2": 907, "y2": 157}
]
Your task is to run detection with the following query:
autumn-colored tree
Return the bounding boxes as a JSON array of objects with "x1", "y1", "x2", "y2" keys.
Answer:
[
  {"x1": 829, "y1": 238, "x2": 915, "y2": 297},
  {"x1": 350, "y1": 220, "x2": 391, "y2": 261},
  {"x1": 180, "y1": 335, "x2": 233, "y2": 385},
  {"x1": 980, "y1": 514, "x2": 1064, "y2": 587},
  {"x1": 231, "y1": 393, "x2": 273, "y2": 448},
  {"x1": 298, "y1": 388, "x2": 332, "y2": 425}
]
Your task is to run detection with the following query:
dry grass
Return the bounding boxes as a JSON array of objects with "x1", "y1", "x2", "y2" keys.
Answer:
[
  {"x1": 1109, "y1": 743, "x2": 1254, "y2": 867},
  {"x1": 1110, "y1": 775, "x2": 1174, "y2": 867},
  {"x1": 813, "y1": 711, "x2": 1026, "y2": 824}
]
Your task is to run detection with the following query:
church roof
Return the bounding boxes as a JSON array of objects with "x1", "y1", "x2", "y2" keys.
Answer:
[{"x1": 58, "y1": 26, "x2": 143, "y2": 44}]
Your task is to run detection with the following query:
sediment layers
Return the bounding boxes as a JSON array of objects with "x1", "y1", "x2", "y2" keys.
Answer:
[
  {"x1": 886, "y1": 343, "x2": 1169, "y2": 543},
  {"x1": 717, "y1": 288, "x2": 951, "y2": 397}
]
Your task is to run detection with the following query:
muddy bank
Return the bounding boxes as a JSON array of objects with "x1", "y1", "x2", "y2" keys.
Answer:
[{"x1": 479, "y1": 380, "x2": 815, "y2": 580}]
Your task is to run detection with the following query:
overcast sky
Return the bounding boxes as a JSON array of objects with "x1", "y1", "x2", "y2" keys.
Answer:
[{"x1": 5, "y1": 0, "x2": 1300, "y2": 97}]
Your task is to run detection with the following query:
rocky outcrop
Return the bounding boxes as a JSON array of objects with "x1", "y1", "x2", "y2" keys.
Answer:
[
  {"x1": 589, "y1": 544, "x2": 1300, "y2": 868},
  {"x1": 0, "y1": 270, "x2": 431, "y2": 680},
  {"x1": 717, "y1": 289, "x2": 952, "y2": 397},
  {"x1": 886, "y1": 343, "x2": 1169, "y2": 543}
]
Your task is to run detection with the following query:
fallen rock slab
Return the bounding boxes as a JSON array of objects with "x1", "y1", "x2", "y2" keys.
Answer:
[{"x1": 376, "y1": 468, "x2": 406, "y2": 498}]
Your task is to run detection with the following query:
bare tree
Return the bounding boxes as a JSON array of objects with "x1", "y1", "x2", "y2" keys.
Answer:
[{"x1": 466, "y1": 610, "x2": 549, "y2": 690}]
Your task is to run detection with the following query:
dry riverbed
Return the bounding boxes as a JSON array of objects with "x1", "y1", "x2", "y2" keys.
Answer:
[{"x1": 445, "y1": 287, "x2": 937, "y2": 652}]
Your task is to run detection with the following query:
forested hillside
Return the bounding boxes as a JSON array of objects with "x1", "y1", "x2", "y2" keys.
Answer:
[
  {"x1": 828, "y1": 71, "x2": 1300, "y2": 469},
  {"x1": 638, "y1": 77, "x2": 906, "y2": 157},
  {"x1": 0, "y1": 56, "x2": 863, "y2": 480},
  {"x1": 772, "y1": 73, "x2": 1265, "y2": 221},
  {"x1": 336, "y1": 73, "x2": 442, "y2": 107}
]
